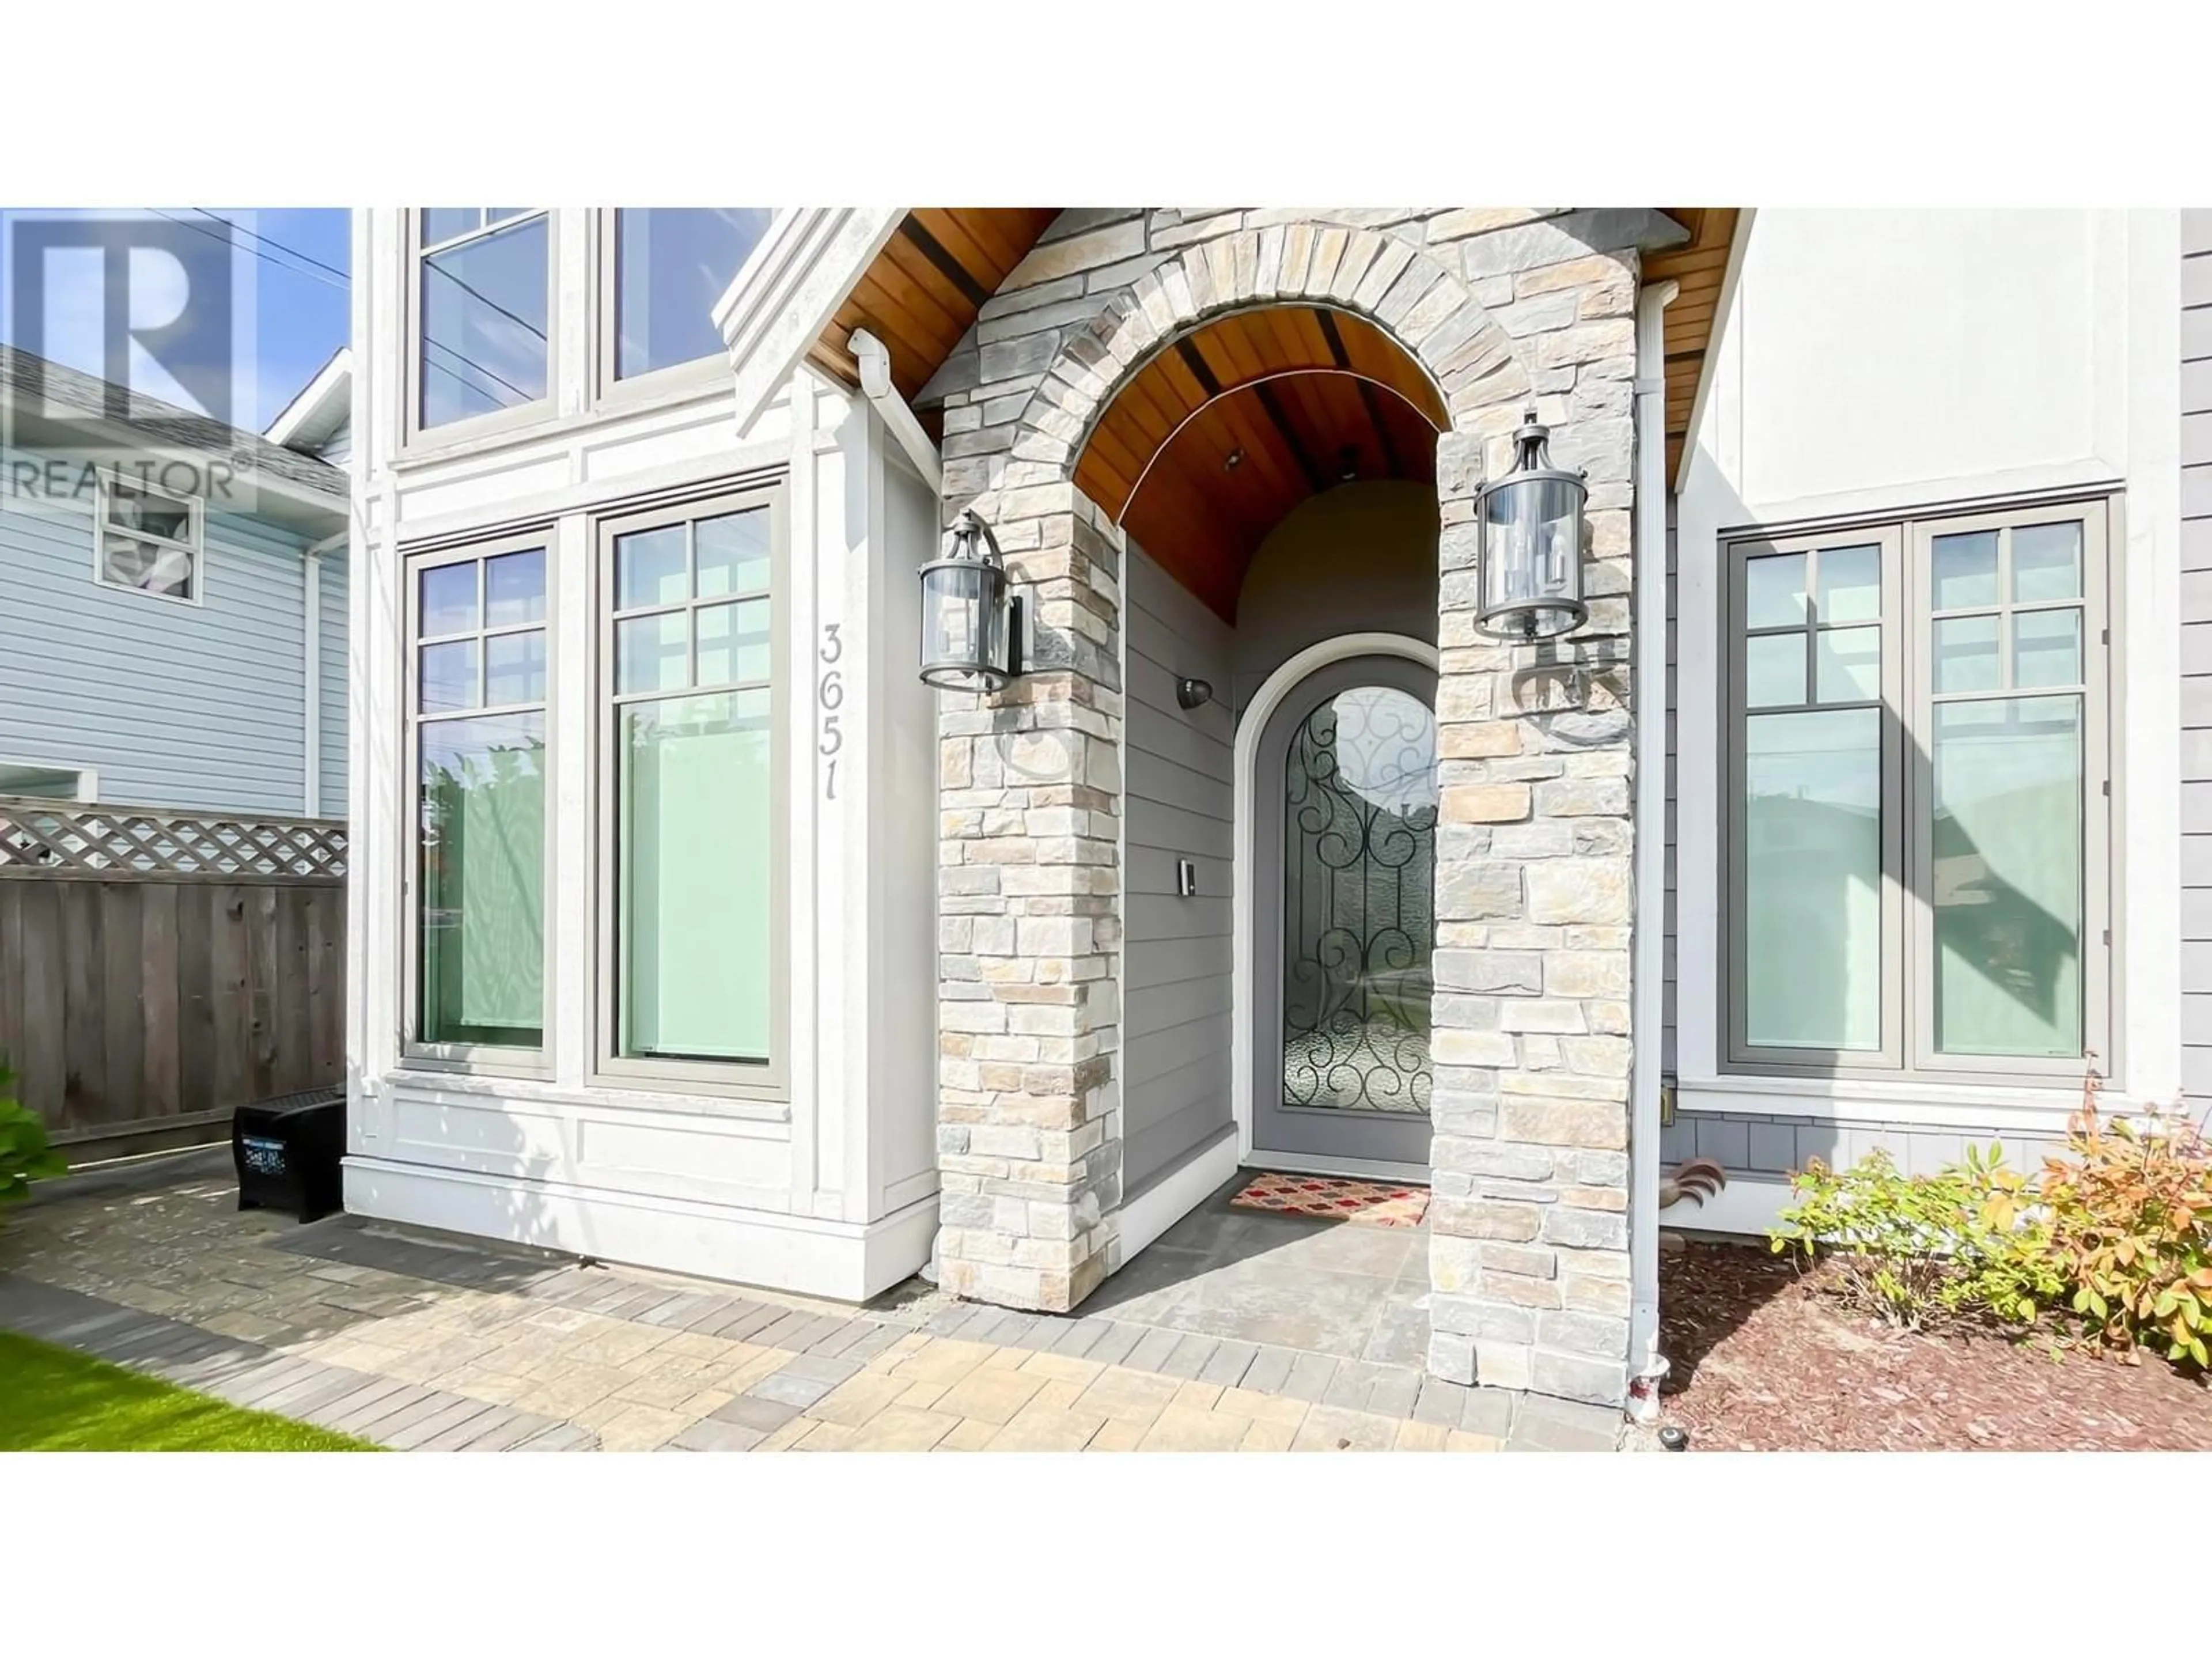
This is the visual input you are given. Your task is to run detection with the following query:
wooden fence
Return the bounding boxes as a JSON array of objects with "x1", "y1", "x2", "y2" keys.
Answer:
[{"x1": 0, "y1": 797, "x2": 347, "y2": 1156}]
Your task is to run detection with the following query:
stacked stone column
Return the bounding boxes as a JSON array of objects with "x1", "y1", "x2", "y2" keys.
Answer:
[{"x1": 927, "y1": 209, "x2": 1673, "y2": 1401}]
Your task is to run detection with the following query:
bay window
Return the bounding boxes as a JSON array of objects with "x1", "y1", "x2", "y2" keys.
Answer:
[
  {"x1": 597, "y1": 487, "x2": 784, "y2": 1091},
  {"x1": 414, "y1": 209, "x2": 551, "y2": 434},
  {"x1": 600, "y1": 209, "x2": 775, "y2": 388},
  {"x1": 407, "y1": 537, "x2": 550, "y2": 1057},
  {"x1": 1723, "y1": 497, "x2": 2110, "y2": 1082}
]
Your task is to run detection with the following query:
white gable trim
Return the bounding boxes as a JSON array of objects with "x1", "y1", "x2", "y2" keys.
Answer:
[
  {"x1": 714, "y1": 208, "x2": 904, "y2": 437},
  {"x1": 266, "y1": 346, "x2": 353, "y2": 452}
]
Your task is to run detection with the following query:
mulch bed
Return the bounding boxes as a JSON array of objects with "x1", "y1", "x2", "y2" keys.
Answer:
[{"x1": 1658, "y1": 1240, "x2": 2212, "y2": 1451}]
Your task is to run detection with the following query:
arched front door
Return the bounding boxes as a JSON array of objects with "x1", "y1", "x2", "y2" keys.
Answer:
[{"x1": 1250, "y1": 656, "x2": 1438, "y2": 1170}]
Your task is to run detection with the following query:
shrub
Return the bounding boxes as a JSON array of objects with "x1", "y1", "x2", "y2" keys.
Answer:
[
  {"x1": 2034, "y1": 1075, "x2": 2212, "y2": 1368},
  {"x1": 1768, "y1": 1144, "x2": 2054, "y2": 1330},
  {"x1": 0, "y1": 1057, "x2": 68, "y2": 1211}
]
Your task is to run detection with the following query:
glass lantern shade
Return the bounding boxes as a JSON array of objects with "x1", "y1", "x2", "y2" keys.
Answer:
[
  {"x1": 1476, "y1": 414, "x2": 1588, "y2": 642},
  {"x1": 919, "y1": 511, "x2": 1017, "y2": 692}
]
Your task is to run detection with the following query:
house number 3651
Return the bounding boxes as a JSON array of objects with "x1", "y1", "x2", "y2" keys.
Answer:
[{"x1": 818, "y1": 623, "x2": 844, "y2": 799}]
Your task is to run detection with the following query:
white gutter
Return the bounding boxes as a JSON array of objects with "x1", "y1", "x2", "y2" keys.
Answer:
[
  {"x1": 849, "y1": 328, "x2": 943, "y2": 492},
  {"x1": 1627, "y1": 276, "x2": 1679, "y2": 1418},
  {"x1": 302, "y1": 527, "x2": 345, "y2": 819}
]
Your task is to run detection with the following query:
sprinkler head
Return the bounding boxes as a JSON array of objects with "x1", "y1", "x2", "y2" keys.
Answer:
[{"x1": 1657, "y1": 1425, "x2": 1689, "y2": 1452}]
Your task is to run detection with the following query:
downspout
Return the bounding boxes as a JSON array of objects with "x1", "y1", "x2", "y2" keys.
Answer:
[
  {"x1": 302, "y1": 528, "x2": 346, "y2": 819},
  {"x1": 1627, "y1": 276, "x2": 1679, "y2": 1420},
  {"x1": 849, "y1": 328, "x2": 943, "y2": 492}
]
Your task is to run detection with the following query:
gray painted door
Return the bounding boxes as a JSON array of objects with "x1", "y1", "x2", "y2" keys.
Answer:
[{"x1": 1251, "y1": 655, "x2": 1437, "y2": 1169}]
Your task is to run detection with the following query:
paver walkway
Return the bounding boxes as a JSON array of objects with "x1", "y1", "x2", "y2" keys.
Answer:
[{"x1": 0, "y1": 1150, "x2": 1622, "y2": 1453}]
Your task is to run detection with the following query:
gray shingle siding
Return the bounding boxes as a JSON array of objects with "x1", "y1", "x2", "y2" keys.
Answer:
[
  {"x1": 1664, "y1": 1108, "x2": 2066, "y2": 1185},
  {"x1": 0, "y1": 456, "x2": 324, "y2": 816},
  {"x1": 2186, "y1": 212, "x2": 2212, "y2": 1111}
]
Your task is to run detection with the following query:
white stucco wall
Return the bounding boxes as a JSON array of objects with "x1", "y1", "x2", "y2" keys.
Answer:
[{"x1": 1672, "y1": 210, "x2": 2183, "y2": 1168}]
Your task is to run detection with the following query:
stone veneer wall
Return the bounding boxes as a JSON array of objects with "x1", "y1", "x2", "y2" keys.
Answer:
[{"x1": 927, "y1": 208, "x2": 1680, "y2": 1406}]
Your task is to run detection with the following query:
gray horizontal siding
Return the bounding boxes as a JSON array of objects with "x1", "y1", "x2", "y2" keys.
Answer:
[
  {"x1": 318, "y1": 547, "x2": 349, "y2": 816},
  {"x1": 0, "y1": 455, "x2": 317, "y2": 815},
  {"x1": 1662, "y1": 1108, "x2": 2065, "y2": 1185},
  {"x1": 2186, "y1": 211, "x2": 2212, "y2": 1109},
  {"x1": 1122, "y1": 542, "x2": 1236, "y2": 1196}
]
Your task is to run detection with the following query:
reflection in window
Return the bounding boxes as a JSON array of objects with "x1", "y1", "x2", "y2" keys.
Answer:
[
  {"x1": 419, "y1": 210, "x2": 550, "y2": 430},
  {"x1": 412, "y1": 546, "x2": 550, "y2": 1049},
  {"x1": 613, "y1": 209, "x2": 775, "y2": 380}
]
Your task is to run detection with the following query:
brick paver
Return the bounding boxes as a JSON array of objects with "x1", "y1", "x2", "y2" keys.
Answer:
[{"x1": 0, "y1": 1153, "x2": 1620, "y2": 1453}]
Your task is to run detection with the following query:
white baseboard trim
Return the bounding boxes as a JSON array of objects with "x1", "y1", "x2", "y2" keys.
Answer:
[
  {"x1": 1116, "y1": 1132, "x2": 1240, "y2": 1267},
  {"x1": 342, "y1": 1156, "x2": 936, "y2": 1302},
  {"x1": 1660, "y1": 1173, "x2": 1792, "y2": 1240}
]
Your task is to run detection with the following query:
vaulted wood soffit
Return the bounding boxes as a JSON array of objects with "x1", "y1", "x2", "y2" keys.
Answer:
[{"x1": 809, "y1": 207, "x2": 1740, "y2": 608}]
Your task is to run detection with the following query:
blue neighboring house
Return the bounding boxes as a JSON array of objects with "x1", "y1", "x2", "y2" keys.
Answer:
[{"x1": 0, "y1": 344, "x2": 350, "y2": 818}]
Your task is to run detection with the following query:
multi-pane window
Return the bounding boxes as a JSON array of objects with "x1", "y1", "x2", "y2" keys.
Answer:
[
  {"x1": 416, "y1": 210, "x2": 550, "y2": 431},
  {"x1": 1725, "y1": 498, "x2": 2109, "y2": 1081},
  {"x1": 603, "y1": 209, "x2": 775, "y2": 384},
  {"x1": 599, "y1": 491, "x2": 781, "y2": 1083},
  {"x1": 410, "y1": 539, "x2": 550, "y2": 1053},
  {"x1": 95, "y1": 474, "x2": 201, "y2": 603}
]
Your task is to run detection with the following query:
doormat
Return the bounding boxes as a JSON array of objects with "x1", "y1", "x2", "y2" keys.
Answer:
[{"x1": 1229, "y1": 1172, "x2": 1429, "y2": 1228}]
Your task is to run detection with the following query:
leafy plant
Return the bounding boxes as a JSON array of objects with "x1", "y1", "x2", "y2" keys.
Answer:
[
  {"x1": 0, "y1": 1056, "x2": 68, "y2": 1210},
  {"x1": 2033, "y1": 1070, "x2": 2212, "y2": 1368}
]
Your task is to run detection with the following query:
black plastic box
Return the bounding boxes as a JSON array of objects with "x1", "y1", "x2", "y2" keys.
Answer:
[{"x1": 233, "y1": 1089, "x2": 346, "y2": 1222}]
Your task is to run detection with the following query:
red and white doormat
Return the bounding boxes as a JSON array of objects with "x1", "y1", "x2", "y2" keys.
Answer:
[{"x1": 1229, "y1": 1172, "x2": 1430, "y2": 1228}]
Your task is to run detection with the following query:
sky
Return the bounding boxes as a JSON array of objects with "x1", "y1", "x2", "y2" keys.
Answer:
[{"x1": 0, "y1": 207, "x2": 349, "y2": 433}]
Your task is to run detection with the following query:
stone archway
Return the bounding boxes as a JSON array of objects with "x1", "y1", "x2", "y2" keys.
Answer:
[{"x1": 932, "y1": 210, "x2": 1655, "y2": 1406}]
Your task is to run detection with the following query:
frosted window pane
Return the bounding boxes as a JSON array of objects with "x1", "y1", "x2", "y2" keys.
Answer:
[
  {"x1": 1816, "y1": 544, "x2": 1881, "y2": 623},
  {"x1": 1933, "y1": 696, "x2": 2082, "y2": 1058},
  {"x1": 1745, "y1": 554, "x2": 1806, "y2": 628},
  {"x1": 1745, "y1": 634, "x2": 1805, "y2": 708},
  {"x1": 619, "y1": 690, "x2": 772, "y2": 1060},
  {"x1": 1744, "y1": 709, "x2": 1882, "y2": 1051},
  {"x1": 1816, "y1": 626, "x2": 1881, "y2": 704},
  {"x1": 1933, "y1": 531, "x2": 1999, "y2": 610},
  {"x1": 1934, "y1": 615, "x2": 2001, "y2": 693},
  {"x1": 419, "y1": 713, "x2": 545, "y2": 1046}
]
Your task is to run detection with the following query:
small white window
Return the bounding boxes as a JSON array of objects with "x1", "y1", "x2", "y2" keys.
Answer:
[{"x1": 94, "y1": 474, "x2": 202, "y2": 604}]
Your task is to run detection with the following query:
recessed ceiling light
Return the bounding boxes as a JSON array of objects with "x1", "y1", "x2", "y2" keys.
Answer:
[{"x1": 1223, "y1": 448, "x2": 1245, "y2": 472}]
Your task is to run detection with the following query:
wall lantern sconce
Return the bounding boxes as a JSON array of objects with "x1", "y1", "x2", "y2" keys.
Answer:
[
  {"x1": 1175, "y1": 676, "x2": 1213, "y2": 711},
  {"x1": 918, "y1": 509, "x2": 1024, "y2": 692},
  {"x1": 1474, "y1": 408, "x2": 1588, "y2": 642}
]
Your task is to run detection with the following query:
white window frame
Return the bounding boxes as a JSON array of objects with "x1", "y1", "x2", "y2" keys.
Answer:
[
  {"x1": 590, "y1": 481, "x2": 789, "y2": 1102},
  {"x1": 405, "y1": 209, "x2": 556, "y2": 452},
  {"x1": 92, "y1": 471, "x2": 203, "y2": 606},
  {"x1": 0, "y1": 760, "x2": 97, "y2": 802},
  {"x1": 591, "y1": 209, "x2": 766, "y2": 408},
  {"x1": 1719, "y1": 492, "x2": 2115, "y2": 1089},
  {"x1": 400, "y1": 529, "x2": 557, "y2": 1078}
]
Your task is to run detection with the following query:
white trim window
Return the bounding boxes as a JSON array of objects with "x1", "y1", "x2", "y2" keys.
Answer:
[
  {"x1": 94, "y1": 473, "x2": 202, "y2": 603},
  {"x1": 596, "y1": 485, "x2": 787, "y2": 1097},
  {"x1": 405, "y1": 534, "x2": 552, "y2": 1062},
  {"x1": 1722, "y1": 495, "x2": 2112, "y2": 1086},
  {"x1": 412, "y1": 209, "x2": 552, "y2": 437},
  {"x1": 597, "y1": 209, "x2": 774, "y2": 394}
]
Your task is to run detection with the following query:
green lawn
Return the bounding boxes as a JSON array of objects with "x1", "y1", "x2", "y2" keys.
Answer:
[{"x1": 0, "y1": 1331, "x2": 378, "y2": 1452}]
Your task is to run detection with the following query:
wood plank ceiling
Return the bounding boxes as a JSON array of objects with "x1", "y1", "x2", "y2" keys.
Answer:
[
  {"x1": 808, "y1": 209, "x2": 1060, "y2": 400},
  {"x1": 1074, "y1": 306, "x2": 1448, "y2": 620},
  {"x1": 1648, "y1": 207, "x2": 1741, "y2": 482},
  {"x1": 809, "y1": 209, "x2": 1745, "y2": 594}
]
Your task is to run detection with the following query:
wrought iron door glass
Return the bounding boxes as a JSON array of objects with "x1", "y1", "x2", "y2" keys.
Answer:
[{"x1": 1279, "y1": 685, "x2": 1437, "y2": 1113}]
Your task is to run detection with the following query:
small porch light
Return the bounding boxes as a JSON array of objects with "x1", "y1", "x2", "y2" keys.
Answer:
[
  {"x1": 918, "y1": 509, "x2": 1023, "y2": 692},
  {"x1": 1475, "y1": 408, "x2": 1588, "y2": 642}
]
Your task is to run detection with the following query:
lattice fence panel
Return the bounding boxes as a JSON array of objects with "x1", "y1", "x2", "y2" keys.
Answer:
[{"x1": 0, "y1": 797, "x2": 347, "y2": 880}]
